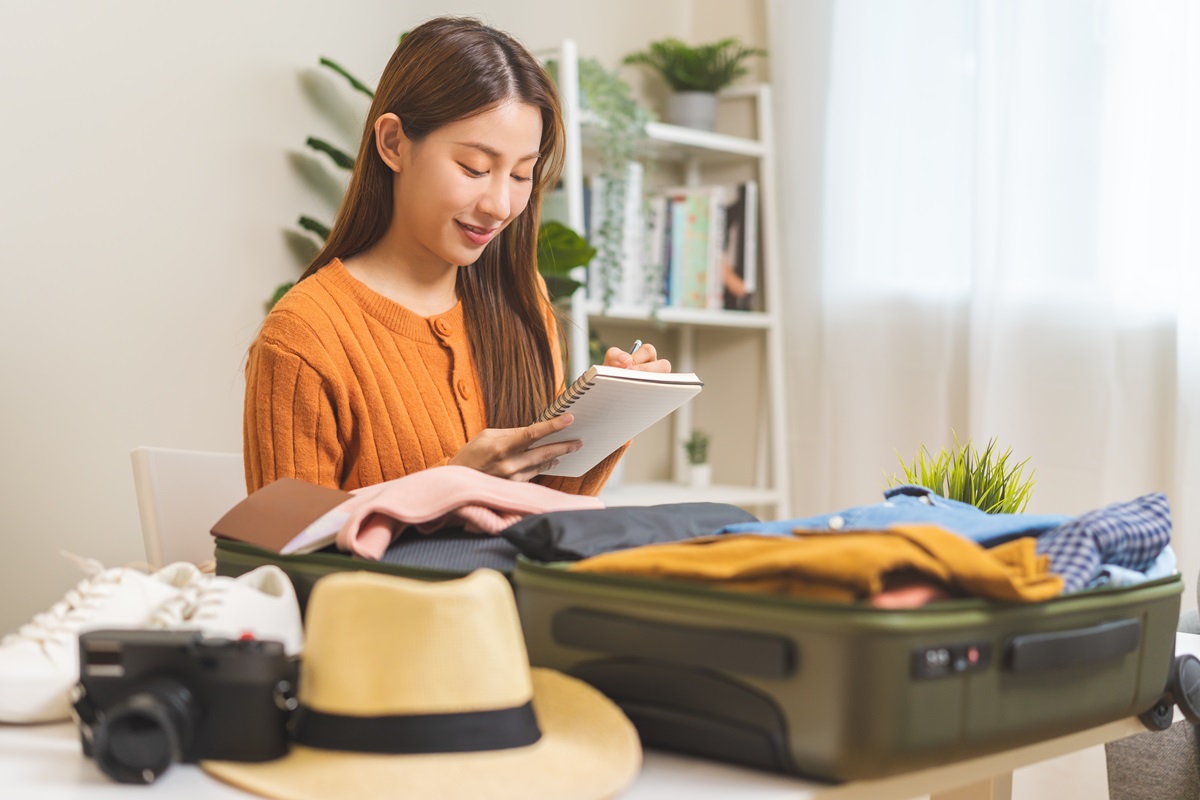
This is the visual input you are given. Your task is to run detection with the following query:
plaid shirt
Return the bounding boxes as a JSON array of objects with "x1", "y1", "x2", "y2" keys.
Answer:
[{"x1": 1035, "y1": 493, "x2": 1171, "y2": 594}]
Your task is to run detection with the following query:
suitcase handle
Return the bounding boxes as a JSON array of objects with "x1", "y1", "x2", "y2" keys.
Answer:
[
  {"x1": 552, "y1": 608, "x2": 796, "y2": 678},
  {"x1": 1006, "y1": 618, "x2": 1140, "y2": 673}
]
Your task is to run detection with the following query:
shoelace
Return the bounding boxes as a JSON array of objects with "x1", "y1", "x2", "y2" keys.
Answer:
[
  {"x1": 142, "y1": 575, "x2": 246, "y2": 633},
  {"x1": 143, "y1": 575, "x2": 212, "y2": 633},
  {"x1": 186, "y1": 581, "x2": 229, "y2": 625},
  {"x1": 2, "y1": 553, "x2": 131, "y2": 649}
]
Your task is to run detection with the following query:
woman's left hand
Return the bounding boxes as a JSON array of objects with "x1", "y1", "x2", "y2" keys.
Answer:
[{"x1": 603, "y1": 341, "x2": 671, "y2": 373}]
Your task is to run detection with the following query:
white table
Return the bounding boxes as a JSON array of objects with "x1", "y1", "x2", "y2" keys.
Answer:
[{"x1": 4, "y1": 634, "x2": 1195, "y2": 800}]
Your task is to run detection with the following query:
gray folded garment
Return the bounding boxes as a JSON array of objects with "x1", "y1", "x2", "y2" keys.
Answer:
[
  {"x1": 378, "y1": 526, "x2": 520, "y2": 574},
  {"x1": 501, "y1": 502, "x2": 759, "y2": 562}
]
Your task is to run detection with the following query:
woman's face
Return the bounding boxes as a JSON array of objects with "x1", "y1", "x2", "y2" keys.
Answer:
[{"x1": 392, "y1": 100, "x2": 542, "y2": 270}]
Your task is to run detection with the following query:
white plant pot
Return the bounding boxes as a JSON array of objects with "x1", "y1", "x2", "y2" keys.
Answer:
[
  {"x1": 666, "y1": 91, "x2": 718, "y2": 131},
  {"x1": 688, "y1": 463, "x2": 712, "y2": 488}
]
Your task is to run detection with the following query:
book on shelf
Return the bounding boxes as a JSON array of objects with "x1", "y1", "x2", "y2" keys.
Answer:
[
  {"x1": 675, "y1": 188, "x2": 715, "y2": 309},
  {"x1": 721, "y1": 181, "x2": 758, "y2": 311},
  {"x1": 534, "y1": 365, "x2": 704, "y2": 477}
]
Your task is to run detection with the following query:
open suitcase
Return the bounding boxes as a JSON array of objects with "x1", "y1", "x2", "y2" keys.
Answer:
[
  {"x1": 210, "y1": 478, "x2": 758, "y2": 615},
  {"x1": 214, "y1": 533, "x2": 520, "y2": 612},
  {"x1": 513, "y1": 558, "x2": 1182, "y2": 781}
]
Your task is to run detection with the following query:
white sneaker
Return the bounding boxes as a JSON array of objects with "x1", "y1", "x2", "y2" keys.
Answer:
[
  {"x1": 148, "y1": 566, "x2": 304, "y2": 657},
  {"x1": 0, "y1": 553, "x2": 204, "y2": 724}
]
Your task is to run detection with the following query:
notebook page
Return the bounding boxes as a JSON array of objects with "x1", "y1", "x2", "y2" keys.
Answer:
[{"x1": 536, "y1": 371, "x2": 703, "y2": 477}]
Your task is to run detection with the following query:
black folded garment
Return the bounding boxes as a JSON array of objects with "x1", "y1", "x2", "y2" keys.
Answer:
[
  {"x1": 379, "y1": 526, "x2": 521, "y2": 574},
  {"x1": 502, "y1": 503, "x2": 759, "y2": 562}
]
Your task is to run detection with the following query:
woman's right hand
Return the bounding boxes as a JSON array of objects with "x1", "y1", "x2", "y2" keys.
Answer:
[{"x1": 449, "y1": 414, "x2": 582, "y2": 482}]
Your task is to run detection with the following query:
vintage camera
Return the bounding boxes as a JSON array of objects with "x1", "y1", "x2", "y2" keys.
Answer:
[{"x1": 71, "y1": 629, "x2": 298, "y2": 784}]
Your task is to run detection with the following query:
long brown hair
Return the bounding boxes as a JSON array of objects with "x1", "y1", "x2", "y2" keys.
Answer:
[{"x1": 303, "y1": 17, "x2": 565, "y2": 428}]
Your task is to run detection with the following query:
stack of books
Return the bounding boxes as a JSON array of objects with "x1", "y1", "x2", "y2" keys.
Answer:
[
  {"x1": 542, "y1": 174, "x2": 759, "y2": 314},
  {"x1": 582, "y1": 177, "x2": 758, "y2": 313},
  {"x1": 646, "y1": 181, "x2": 758, "y2": 312}
]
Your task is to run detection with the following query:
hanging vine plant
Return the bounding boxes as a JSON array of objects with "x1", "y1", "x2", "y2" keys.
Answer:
[
  {"x1": 544, "y1": 56, "x2": 652, "y2": 310},
  {"x1": 575, "y1": 57, "x2": 651, "y2": 310}
]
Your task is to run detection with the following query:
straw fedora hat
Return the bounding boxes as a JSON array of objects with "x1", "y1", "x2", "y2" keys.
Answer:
[{"x1": 202, "y1": 569, "x2": 641, "y2": 800}]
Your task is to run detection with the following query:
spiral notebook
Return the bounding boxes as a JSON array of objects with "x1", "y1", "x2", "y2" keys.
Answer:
[{"x1": 534, "y1": 365, "x2": 704, "y2": 477}]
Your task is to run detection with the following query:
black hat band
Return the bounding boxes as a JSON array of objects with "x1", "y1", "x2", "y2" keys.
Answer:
[{"x1": 293, "y1": 701, "x2": 542, "y2": 754}]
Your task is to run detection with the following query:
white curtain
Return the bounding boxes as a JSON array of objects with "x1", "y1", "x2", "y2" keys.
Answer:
[{"x1": 769, "y1": 0, "x2": 1200, "y2": 603}]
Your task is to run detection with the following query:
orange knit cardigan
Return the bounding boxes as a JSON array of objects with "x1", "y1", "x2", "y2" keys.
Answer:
[{"x1": 243, "y1": 259, "x2": 623, "y2": 495}]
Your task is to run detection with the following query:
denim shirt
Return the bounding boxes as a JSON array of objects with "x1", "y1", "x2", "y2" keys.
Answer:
[{"x1": 718, "y1": 484, "x2": 1072, "y2": 546}]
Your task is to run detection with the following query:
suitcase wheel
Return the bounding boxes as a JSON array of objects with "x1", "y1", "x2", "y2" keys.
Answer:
[
  {"x1": 1168, "y1": 653, "x2": 1200, "y2": 726},
  {"x1": 1138, "y1": 652, "x2": 1200, "y2": 731},
  {"x1": 1139, "y1": 698, "x2": 1175, "y2": 731}
]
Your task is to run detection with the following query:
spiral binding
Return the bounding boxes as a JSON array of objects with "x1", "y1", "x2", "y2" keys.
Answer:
[{"x1": 538, "y1": 367, "x2": 599, "y2": 422}]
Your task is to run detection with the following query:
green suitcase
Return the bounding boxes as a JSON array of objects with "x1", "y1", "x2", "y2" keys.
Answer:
[
  {"x1": 513, "y1": 558, "x2": 1182, "y2": 781},
  {"x1": 214, "y1": 535, "x2": 515, "y2": 614}
]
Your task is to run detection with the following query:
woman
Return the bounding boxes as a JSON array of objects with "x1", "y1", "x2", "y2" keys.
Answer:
[{"x1": 244, "y1": 16, "x2": 669, "y2": 494}]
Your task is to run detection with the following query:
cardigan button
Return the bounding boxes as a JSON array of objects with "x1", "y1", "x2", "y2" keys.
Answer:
[
  {"x1": 433, "y1": 318, "x2": 452, "y2": 337},
  {"x1": 456, "y1": 378, "x2": 471, "y2": 401}
]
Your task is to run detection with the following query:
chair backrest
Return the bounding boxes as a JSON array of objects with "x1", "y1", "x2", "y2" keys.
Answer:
[{"x1": 130, "y1": 446, "x2": 246, "y2": 567}]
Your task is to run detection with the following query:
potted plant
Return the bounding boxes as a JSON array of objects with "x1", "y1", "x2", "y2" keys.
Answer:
[
  {"x1": 886, "y1": 433, "x2": 1036, "y2": 514},
  {"x1": 623, "y1": 37, "x2": 767, "y2": 131},
  {"x1": 683, "y1": 428, "x2": 711, "y2": 488}
]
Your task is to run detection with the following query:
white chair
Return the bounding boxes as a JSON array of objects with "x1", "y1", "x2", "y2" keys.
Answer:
[{"x1": 130, "y1": 446, "x2": 246, "y2": 568}]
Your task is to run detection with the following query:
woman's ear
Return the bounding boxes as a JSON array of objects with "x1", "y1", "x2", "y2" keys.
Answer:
[{"x1": 374, "y1": 113, "x2": 407, "y2": 172}]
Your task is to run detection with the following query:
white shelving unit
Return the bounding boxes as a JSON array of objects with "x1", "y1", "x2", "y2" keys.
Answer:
[{"x1": 550, "y1": 40, "x2": 791, "y2": 518}]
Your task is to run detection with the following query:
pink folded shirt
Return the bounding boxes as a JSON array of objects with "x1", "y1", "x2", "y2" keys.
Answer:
[{"x1": 335, "y1": 465, "x2": 606, "y2": 559}]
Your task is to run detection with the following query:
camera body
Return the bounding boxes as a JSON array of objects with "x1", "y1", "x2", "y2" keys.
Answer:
[{"x1": 73, "y1": 629, "x2": 297, "y2": 784}]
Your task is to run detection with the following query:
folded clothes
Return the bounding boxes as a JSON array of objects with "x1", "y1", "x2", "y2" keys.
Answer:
[
  {"x1": 1089, "y1": 545, "x2": 1177, "y2": 590},
  {"x1": 1035, "y1": 493, "x2": 1172, "y2": 593},
  {"x1": 378, "y1": 526, "x2": 522, "y2": 574},
  {"x1": 570, "y1": 524, "x2": 1063, "y2": 604},
  {"x1": 335, "y1": 466, "x2": 604, "y2": 559},
  {"x1": 717, "y1": 484, "x2": 1071, "y2": 546},
  {"x1": 502, "y1": 503, "x2": 758, "y2": 562},
  {"x1": 718, "y1": 487, "x2": 1175, "y2": 594}
]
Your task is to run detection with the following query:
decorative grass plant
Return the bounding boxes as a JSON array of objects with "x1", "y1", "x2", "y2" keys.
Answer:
[{"x1": 887, "y1": 433, "x2": 1035, "y2": 514}]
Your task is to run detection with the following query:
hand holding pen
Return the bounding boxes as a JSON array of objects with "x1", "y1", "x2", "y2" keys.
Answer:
[{"x1": 603, "y1": 338, "x2": 672, "y2": 373}]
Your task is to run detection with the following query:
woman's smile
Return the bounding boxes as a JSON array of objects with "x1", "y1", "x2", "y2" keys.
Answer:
[{"x1": 457, "y1": 220, "x2": 500, "y2": 247}]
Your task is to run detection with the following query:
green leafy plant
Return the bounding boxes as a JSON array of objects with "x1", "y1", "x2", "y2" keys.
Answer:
[
  {"x1": 537, "y1": 221, "x2": 595, "y2": 303},
  {"x1": 887, "y1": 433, "x2": 1036, "y2": 514},
  {"x1": 623, "y1": 37, "x2": 766, "y2": 93},
  {"x1": 683, "y1": 428, "x2": 710, "y2": 465}
]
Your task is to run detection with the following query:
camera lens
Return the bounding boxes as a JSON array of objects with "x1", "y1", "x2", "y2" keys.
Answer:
[{"x1": 92, "y1": 679, "x2": 198, "y2": 784}]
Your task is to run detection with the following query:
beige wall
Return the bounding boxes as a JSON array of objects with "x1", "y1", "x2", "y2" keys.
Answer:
[{"x1": 0, "y1": 1, "x2": 780, "y2": 634}]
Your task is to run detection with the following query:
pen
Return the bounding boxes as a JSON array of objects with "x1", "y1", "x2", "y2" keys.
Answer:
[{"x1": 630, "y1": 339, "x2": 642, "y2": 355}]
